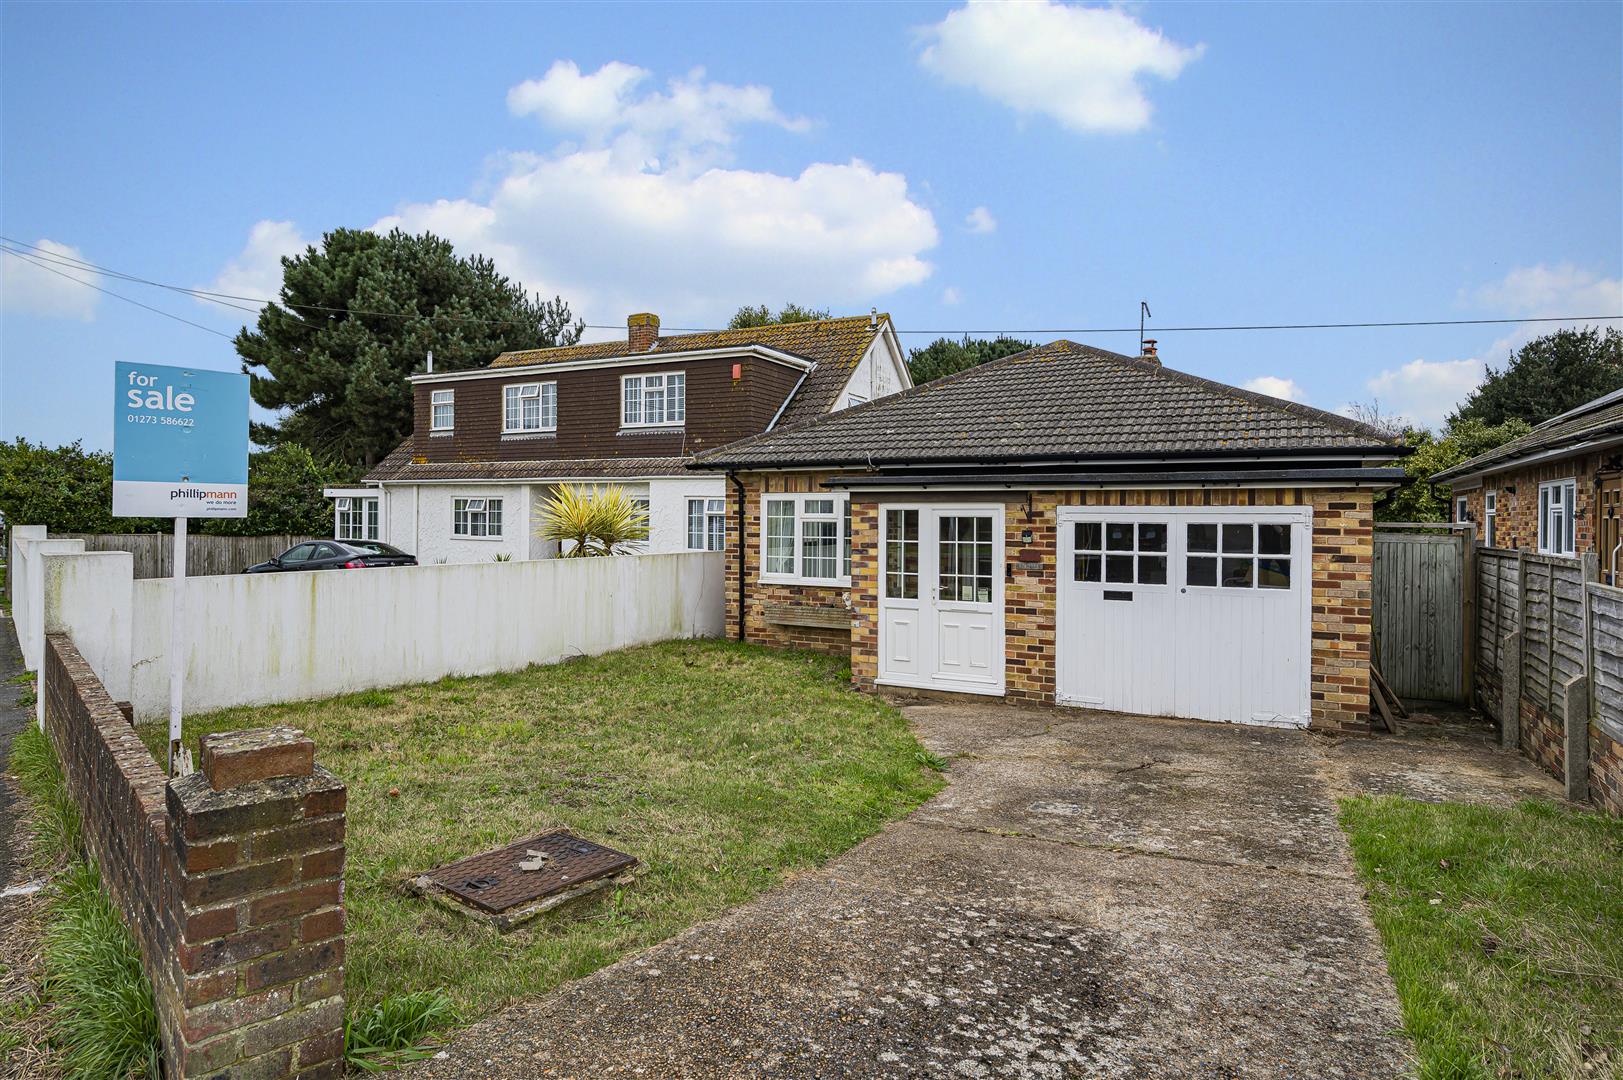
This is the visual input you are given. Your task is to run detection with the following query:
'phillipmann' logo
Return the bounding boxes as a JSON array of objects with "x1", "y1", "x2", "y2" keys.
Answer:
[{"x1": 170, "y1": 487, "x2": 238, "y2": 500}]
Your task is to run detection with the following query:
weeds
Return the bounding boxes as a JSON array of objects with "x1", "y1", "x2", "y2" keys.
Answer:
[{"x1": 345, "y1": 990, "x2": 458, "y2": 1071}]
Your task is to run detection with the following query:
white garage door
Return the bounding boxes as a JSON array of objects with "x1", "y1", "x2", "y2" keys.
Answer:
[{"x1": 1056, "y1": 505, "x2": 1313, "y2": 727}]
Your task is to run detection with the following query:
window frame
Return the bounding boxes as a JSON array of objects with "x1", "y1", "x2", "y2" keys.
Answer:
[
  {"x1": 620, "y1": 370, "x2": 687, "y2": 429},
  {"x1": 1537, "y1": 478, "x2": 1578, "y2": 556},
  {"x1": 687, "y1": 497, "x2": 727, "y2": 551},
  {"x1": 502, "y1": 381, "x2": 557, "y2": 434},
  {"x1": 1483, "y1": 490, "x2": 1497, "y2": 547},
  {"x1": 1455, "y1": 495, "x2": 1469, "y2": 524},
  {"x1": 430, "y1": 388, "x2": 455, "y2": 432},
  {"x1": 758, "y1": 492, "x2": 853, "y2": 586},
  {"x1": 452, "y1": 496, "x2": 505, "y2": 540},
  {"x1": 1183, "y1": 519, "x2": 1294, "y2": 592},
  {"x1": 334, "y1": 496, "x2": 380, "y2": 541}
]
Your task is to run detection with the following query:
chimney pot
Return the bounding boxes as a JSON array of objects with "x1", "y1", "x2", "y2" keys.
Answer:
[
  {"x1": 628, "y1": 313, "x2": 660, "y2": 352},
  {"x1": 1140, "y1": 338, "x2": 1159, "y2": 364}
]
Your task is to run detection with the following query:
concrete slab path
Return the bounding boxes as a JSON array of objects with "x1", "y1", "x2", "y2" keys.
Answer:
[{"x1": 412, "y1": 701, "x2": 1566, "y2": 1079}]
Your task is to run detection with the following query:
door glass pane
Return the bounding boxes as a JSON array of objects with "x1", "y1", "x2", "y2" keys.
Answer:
[
  {"x1": 1222, "y1": 524, "x2": 1254, "y2": 552},
  {"x1": 884, "y1": 510, "x2": 919, "y2": 599},
  {"x1": 1106, "y1": 554, "x2": 1134, "y2": 583},
  {"x1": 1187, "y1": 556, "x2": 1216, "y2": 587},
  {"x1": 938, "y1": 515, "x2": 993, "y2": 604},
  {"x1": 1258, "y1": 558, "x2": 1291, "y2": 589},
  {"x1": 1257, "y1": 524, "x2": 1291, "y2": 555},
  {"x1": 1075, "y1": 554, "x2": 1101, "y2": 582},
  {"x1": 1187, "y1": 523, "x2": 1218, "y2": 552},
  {"x1": 1075, "y1": 522, "x2": 1101, "y2": 551},
  {"x1": 1137, "y1": 523, "x2": 1166, "y2": 552},
  {"x1": 1138, "y1": 555, "x2": 1167, "y2": 585},
  {"x1": 1105, "y1": 522, "x2": 1134, "y2": 551},
  {"x1": 1221, "y1": 557, "x2": 1255, "y2": 587}
]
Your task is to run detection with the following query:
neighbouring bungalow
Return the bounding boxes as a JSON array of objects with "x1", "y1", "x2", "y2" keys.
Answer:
[
  {"x1": 1433, "y1": 386, "x2": 1623, "y2": 583},
  {"x1": 333, "y1": 312, "x2": 912, "y2": 564},
  {"x1": 689, "y1": 340, "x2": 1407, "y2": 733}
]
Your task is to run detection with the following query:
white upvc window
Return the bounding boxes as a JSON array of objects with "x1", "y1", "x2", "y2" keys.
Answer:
[
  {"x1": 1538, "y1": 479, "x2": 1577, "y2": 556},
  {"x1": 621, "y1": 371, "x2": 686, "y2": 428},
  {"x1": 1455, "y1": 496, "x2": 1469, "y2": 524},
  {"x1": 1484, "y1": 491, "x2": 1498, "y2": 547},
  {"x1": 453, "y1": 497, "x2": 503, "y2": 538},
  {"x1": 334, "y1": 496, "x2": 379, "y2": 541},
  {"x1": 503, "y1": 382, "x2": 557, "y2": 433},
  {"x1": 431, "y1": 389, "x2": 455, "y2": 431},
  {"x1": 687, "y1": 497, "x2": 727, "y2": 551},
  {"x1": 760, "y1": 493, "x2": 852, "y2": 585}
]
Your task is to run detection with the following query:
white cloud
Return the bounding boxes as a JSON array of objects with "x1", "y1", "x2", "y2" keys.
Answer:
[
  {"x1": 918, "y1": 1, "x2": 1203, "y2": 134},
  {"x1": 1, "y1": 239, "x2": 99, "y2": 320},
  {"x1": 965, "y1": 206, "x2": 996, "y2": 234},
  {"x1": 1354, "y1": 263, "x2": 1622, "y2": 431},
  {"x1": 507, "y1": 60, "x2": 809, "y2": 172},
  {"x1": 204, "y1": 220, "x2": 309, "y2": 311},
  {"x1": 941, "y1": 286, "x2": 963, "y2": 305},
  {"x1": 364, "y1": 64, "x2": 937, "y2": 330},
  {"x1": 1242, "y1": 376, "x2": 1307, "y2": 403}
]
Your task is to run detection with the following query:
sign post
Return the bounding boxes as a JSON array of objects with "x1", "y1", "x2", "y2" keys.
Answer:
[{"x1": 113, "y1": 363, "x2": 248, "y2": 773}]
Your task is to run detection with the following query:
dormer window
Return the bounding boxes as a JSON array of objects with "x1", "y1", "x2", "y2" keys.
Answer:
[
  {"x1": 431, "y1": 389, "x2": 455, "y2": 431},
  {"x1": 504, "y1": 382, "x2": 557, "y2": 433},
  {"x1": 622, "y1": 371, "x2": 685, "y2": 428}
]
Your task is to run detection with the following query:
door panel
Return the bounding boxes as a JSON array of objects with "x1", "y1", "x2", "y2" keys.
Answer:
[
  {"x1": 1058, "y1": 507, "x2": 1311, "y2": 727},
  {"x1": 877, "y1": 505, "x2": 1004, "y2": 694}
]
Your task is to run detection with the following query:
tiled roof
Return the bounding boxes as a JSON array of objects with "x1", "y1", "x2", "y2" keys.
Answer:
[
  {"x1": 362, "y1": 443, "x2": 692, "y2": 483},
  {"x1": 692, "y1": 340, "x2": 1398, "y2": 469},
  {"x1": 487, "y1": 314, "x2": 887, "y2": 428},
  {"x1": 1431, "y1": 387, "x2": 1623, "y2": 483}
]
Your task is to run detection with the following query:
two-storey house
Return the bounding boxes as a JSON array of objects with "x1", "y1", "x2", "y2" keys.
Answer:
[{"x1": 328, "y1": 312, "x2": 911, "y2": 563}]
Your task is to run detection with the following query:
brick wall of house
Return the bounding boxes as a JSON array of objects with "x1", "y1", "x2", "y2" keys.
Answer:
[
  {"x1": 724, "y1": 473, "x2": 853, "y2": 656},
  {"x1": 44, "y1": 634, "x2": 347, "y2": 1079},
  {"x1": 1456, "y1": 451, "x2": 1608, "y2": 553},
  {"x1": 732, "y1": 473, "x2": 1375, "y2": 732}
]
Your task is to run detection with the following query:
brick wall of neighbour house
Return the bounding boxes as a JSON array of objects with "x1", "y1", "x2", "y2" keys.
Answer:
[
  {"x1": 43, "y1": 633, "x2": 347, "y2": 1079},
  {"x1": 732, "y1": 474, "x2": 1376, "y2": 733},
  {"x1": 1455, "y1": 452, "x2": 1611, "y2": 553}
]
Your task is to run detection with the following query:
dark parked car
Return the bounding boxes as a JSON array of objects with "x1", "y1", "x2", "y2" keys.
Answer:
[{"x1": 244, "y1": 540, "x2": 417, "y2": 573}]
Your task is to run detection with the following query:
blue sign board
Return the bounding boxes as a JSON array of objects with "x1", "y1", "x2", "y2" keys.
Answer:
[{"x1": 112, "y1": 362, "x2": 249, "y2": 518}]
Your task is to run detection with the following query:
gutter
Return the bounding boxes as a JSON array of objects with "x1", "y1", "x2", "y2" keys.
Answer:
[
  {"x1": 1431, "y1": 430, "x2": 1623, "y2": 486},
  {"x1": 728, "y1": 472, "x2": 747, "y2": 643}
]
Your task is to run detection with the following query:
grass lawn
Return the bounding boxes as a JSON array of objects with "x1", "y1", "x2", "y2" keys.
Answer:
[
  {"x1": 1340, "y1": 796, "x2": 1623, "y2": 1080},
  {"x1": 142, "y1": 640, "x2": 943, "y2": 1026}
]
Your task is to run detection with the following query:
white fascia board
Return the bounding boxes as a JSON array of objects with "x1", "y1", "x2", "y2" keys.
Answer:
[
  {"x1": 323, "y1": 486, "x2": 380, "y2": 498},
  {"x1": 408, "y1": 345, "x2": 814, "y2": 385},
  {"x1": 880, "y1": 317, "x2": 913, "y2": 390},
  {"x1": 376, "y1": 474, "x2": 689, "y2": 486}
]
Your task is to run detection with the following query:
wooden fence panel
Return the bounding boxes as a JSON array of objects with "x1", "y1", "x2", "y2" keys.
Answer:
[
  {"x1": 1592, "y1": 584, "x2": 1623, "y2": 744},
  {"x1": 1373, "y1": 531, "x2": 1465, "y2": 702},
  {"x1": 61, "y1": 534, "x2": 315, "y2": 579},
  {"x1": 1475, "y1": 549, "x2": 1521, "y2": 719}
]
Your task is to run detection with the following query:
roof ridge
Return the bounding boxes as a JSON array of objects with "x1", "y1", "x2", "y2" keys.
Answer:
[{"x1": 491, "y1": 311, "x2": 885, "y2": 368}]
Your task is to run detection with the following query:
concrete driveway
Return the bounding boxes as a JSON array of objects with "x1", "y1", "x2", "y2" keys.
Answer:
[{"x1": 411, "y1": 700, "x2": 1487, "y2": 1079}]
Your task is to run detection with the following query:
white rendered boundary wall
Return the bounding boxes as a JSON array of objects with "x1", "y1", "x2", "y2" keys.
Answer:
[{"x1": 13, "y1": 527, "x2": 725, "y2": 721}]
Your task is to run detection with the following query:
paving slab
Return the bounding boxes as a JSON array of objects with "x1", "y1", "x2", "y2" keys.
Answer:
[
  {"x1": 413, "y1": 702, "x2": 1413, "y2": 1079},
  {"x1": 1320, "y1": 713, "x2": 1563, "y2": 807}
]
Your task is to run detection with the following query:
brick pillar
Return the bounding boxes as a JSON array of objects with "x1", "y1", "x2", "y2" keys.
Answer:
[{"x1": 160, "y1": 726, "x2": 346, "y2": 1078}]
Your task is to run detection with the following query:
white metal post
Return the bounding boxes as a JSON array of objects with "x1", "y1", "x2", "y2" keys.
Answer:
[{"x1": 169, "y1": 515, "x2": 187, "y2": 773}]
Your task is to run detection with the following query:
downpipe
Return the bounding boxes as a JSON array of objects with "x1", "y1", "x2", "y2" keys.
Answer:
[{"x1": 729, "y1": 471, "x2": 747, "y2": 642}]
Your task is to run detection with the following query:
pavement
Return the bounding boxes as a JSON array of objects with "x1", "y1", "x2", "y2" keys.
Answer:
[{"x1": 412, "y1": 699, "x2": 1565, "y2": 1080}]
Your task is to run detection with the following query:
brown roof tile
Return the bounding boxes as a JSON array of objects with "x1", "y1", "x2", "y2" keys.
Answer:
[{"x1": 362, "y1": 442, "x2": 691, "y2": 483}]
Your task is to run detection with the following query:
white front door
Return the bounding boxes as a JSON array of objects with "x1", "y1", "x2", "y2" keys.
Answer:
[
  {"x1": 878, "y1": 505, "x2": 1005, "y2": 695},
  {"x1": 1057, "y1": 505, "x2": 1313, "y2": 727}
]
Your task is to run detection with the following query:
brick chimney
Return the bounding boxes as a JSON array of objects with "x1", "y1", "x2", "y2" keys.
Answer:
[
  {"x1": 628, "y1": 313, "x2": 660, "y2": 352},
  {"x1": 1139, "y1": 338, "x2": 1160, "y2": 365}
]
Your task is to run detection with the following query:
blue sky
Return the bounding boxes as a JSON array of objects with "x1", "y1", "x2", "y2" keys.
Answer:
[{"x1": 3, "y1": 1, "x2": 1620, "y2": 450}]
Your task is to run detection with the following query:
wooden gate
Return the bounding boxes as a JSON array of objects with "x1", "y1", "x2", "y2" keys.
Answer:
[{"x1": 1373, "y1": 529, "x2": 1468, "y2": 703}]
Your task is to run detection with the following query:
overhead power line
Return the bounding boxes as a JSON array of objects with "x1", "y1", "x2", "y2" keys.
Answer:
[
  {"x1": 4, "y1": 235, "x2": 1619, "y2": 341},
  {"x1": 0, "y1": 247, "x2": 235, "y2": 339}
]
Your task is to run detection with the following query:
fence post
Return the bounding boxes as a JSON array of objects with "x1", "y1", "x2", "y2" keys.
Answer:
[
  {"x1": 1461, "y1": 524, "x2": 1477, "y2": 703},
  {"x1": 1564, "y1": 674, "x2": 1591, "y2": 803}
]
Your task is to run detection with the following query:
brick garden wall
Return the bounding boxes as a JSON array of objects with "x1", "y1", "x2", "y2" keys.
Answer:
[
  {"x1": 731, "y1": 474, "x2": 1375, "y2": 733},
  {"x1": 1518, "y1": 697, "x2": 1565, "y2": 780},
  {"x1": 1591, "y1": 724, "x2": 1623, "y2": 815},
  {"x1": 43, "y1": 633, "x2": 347, "y2": 1078}
]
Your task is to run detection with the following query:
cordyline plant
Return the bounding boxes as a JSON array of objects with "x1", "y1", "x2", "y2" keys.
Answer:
[{"x1": 537, "y1": 484, "x2": 649, "y2": 556}]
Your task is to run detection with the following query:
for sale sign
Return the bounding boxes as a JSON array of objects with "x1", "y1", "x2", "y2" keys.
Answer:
[{"x1": 112, "y1": 362, "x2": 249, "y2": 518}]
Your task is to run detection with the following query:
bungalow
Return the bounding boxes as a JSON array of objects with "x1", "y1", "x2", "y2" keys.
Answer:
[
  {"x1": 1432, "y1": 386, "x2": 1623, "y2": 583},
  {"x1": 690, "y1": 340, "x2": 1407, "y2": 733}
]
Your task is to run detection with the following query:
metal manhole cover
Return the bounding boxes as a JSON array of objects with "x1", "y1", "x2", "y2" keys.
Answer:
[{"x1": 424, "y1": 831, "x2": 637, "y2": 916}]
